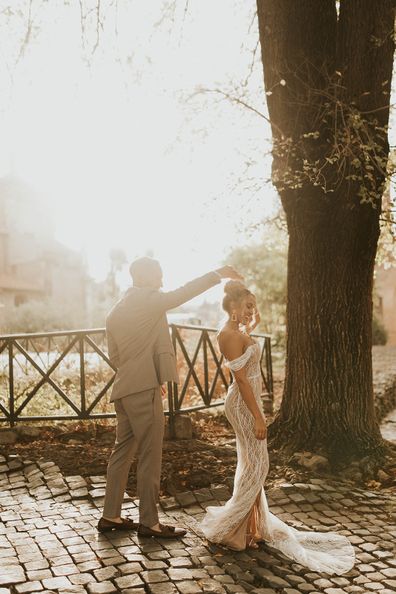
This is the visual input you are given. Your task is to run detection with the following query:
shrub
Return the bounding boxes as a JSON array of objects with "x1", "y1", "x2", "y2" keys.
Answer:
[
  {"x1": 372, "y1": 315, "x2": 388, "y2": 345},
  {"x1": 0, "y1": 298, "x2": 85, "y2": 334}
]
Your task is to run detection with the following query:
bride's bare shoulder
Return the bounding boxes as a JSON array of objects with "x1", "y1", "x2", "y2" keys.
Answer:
[
  {"x1": 217, "y1": 328, "x2": 244, "y2": 354},
  {"x1": 217, "y1": 326, "x2": 239, "y2": 341}
]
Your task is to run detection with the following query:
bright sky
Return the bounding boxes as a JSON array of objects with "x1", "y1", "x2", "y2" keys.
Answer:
[{"x1": 0, "y1": 0, "x2": 278, "y2": 293}]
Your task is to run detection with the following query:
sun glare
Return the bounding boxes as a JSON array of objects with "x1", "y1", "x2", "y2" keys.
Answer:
[{"x1": 0, "y1": 0, "x2": 277, "y2": 290}]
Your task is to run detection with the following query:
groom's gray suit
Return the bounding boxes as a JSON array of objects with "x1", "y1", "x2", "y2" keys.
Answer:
[{"x1": 103, "y1": 271, "x2": 221, "y2": 526}]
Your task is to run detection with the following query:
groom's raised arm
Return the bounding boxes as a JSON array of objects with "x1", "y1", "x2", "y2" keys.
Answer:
[
  {"x1": 149, "y1": 266, "x2": 243, "y2": 313},
  {"x1": 149, "y1": 272, "x2": 221, "y2": 313}
]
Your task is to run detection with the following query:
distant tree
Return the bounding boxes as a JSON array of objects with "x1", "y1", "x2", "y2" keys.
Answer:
[
  {"x1": 226, "y1": 225, "x2": 287, "y2": 343},
  {"x1": 107, "y1": 248, "x2": 127, "y2": 299}
]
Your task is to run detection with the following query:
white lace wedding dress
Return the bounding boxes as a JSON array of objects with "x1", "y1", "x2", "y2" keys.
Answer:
[{"x1": 200, "y1": 342, "x2": 355, "y2": 575}]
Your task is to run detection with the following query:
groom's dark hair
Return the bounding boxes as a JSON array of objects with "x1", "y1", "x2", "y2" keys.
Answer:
[{"x1": 129, "y1": 256, "x2": 161, "y2": 283}]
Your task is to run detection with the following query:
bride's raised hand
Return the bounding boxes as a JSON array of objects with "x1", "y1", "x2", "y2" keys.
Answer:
[
  {"x1": 247, "y1": 308, "x2": 261, "y2": 333},
  {"x1": 254, "y1": 416, "x2": 267, "y2": 440}
]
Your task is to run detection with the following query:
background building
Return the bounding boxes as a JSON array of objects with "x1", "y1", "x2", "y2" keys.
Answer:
[{"x1": 0, "y1": 175, "x2": 87, "y2": 331}]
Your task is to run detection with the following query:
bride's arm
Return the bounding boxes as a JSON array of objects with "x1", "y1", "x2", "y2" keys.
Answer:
[
  {"x1": 220, "y1": 335, "x2": 267, "y2": 440},
  {"x1": 233, "y1": 367, "x2": 267, "y2": 440}
]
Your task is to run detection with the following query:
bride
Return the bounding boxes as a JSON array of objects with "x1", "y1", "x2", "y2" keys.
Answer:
[{"x1": 200, "y1": 281, "x2": 355, "y2": 575}]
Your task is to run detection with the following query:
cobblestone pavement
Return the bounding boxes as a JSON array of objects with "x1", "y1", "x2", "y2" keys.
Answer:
[{"x1": 0, "y1": 454, "x2": 395, "y2": 594}]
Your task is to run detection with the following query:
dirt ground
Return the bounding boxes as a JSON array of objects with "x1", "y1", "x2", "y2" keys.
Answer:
[
  {"x1": 2, "y1": 407, "x2": 396, "y2": 498},
  {"x1": 2, "y1": 366, "x2": 396, "y2": 496},
  {"x1": 1, "y1": 414, "x2": 272, "y2": 496}
]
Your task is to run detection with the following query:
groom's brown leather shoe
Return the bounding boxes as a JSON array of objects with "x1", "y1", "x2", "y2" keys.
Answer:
[
  {"x1": 138, "y1": 523, "x2": 187, "y2": 538},
  {"x1": 97, "y1": 517, "x2": 139, "y2": 533}
]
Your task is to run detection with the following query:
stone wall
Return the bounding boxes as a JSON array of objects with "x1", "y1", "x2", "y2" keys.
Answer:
[
  {"x1": 373, "y1": 345, "x2": 396, "y2": 421},
  {"x1": 375, "y1": 266, "x2": 396, "y2": 345}
]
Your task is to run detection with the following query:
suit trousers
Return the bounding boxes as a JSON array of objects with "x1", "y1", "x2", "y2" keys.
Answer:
[{"x1": 102, "y1": 387, "x2": 165, "y2": 526}]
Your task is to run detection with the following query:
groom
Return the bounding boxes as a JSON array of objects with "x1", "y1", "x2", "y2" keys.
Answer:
[{"x1": 98, "y1": 257, "x2": 242, "y2": 537}]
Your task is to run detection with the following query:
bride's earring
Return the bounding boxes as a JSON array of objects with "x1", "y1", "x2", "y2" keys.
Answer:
[{"x1": 231, "y1": 310, "x2": 237, "y2": 322}]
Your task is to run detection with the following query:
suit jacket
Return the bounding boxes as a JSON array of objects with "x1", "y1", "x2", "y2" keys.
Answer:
[{"x1": 106, "y1": 271, "x2": 221, "y2": 401}]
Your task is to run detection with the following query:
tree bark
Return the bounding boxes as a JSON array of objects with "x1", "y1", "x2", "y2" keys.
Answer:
[{"x1": 256, "y1": 0, "x2": 395, "y2": 461}]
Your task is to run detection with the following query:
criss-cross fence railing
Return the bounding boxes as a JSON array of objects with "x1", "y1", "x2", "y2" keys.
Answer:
[{"x1": 0, "y1": 325, "x2": 273, "y2": 434}]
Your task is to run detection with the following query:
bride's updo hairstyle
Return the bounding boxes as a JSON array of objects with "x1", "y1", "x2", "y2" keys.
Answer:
[{"x1": 222, "y1": 280, "x2": 252, "y2": 314}]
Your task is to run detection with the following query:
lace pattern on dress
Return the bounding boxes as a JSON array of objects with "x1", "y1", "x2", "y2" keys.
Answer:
[
  {"x1": 200, "y1": 342, "x2": 355, "y2": 574},
  {"x1": 225, "y1": 344, "x2": 255, "y2": 372}
]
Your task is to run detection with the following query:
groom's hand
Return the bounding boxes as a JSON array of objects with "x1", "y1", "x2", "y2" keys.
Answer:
[{"x1": 215, "y1": 265, "x2": 244, "y2": 281}]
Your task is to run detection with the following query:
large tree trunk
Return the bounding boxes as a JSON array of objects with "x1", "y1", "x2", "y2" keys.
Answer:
[
  {"x1": 256, "y1": 0, "x2": 394, "y2": 461},
  {"x1": 278, "y1": 198, "x2": 382, "y2": 459}
]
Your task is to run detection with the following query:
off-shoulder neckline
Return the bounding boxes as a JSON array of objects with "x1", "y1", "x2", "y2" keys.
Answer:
[{"x1": 225, "y1": 342, "x2": 259, "y2": 364}]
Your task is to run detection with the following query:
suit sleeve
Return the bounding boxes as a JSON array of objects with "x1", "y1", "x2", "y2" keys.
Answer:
[
  {"x1": 149, "y1": 272, "x2": 221, "y2": 313},
  {"x1": 107, "y1": 330, "x2": 120, "y2": 369}
]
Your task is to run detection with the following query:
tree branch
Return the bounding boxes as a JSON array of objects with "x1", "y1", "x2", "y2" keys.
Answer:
[
  {"x1": 15, "y1": 0, "x2": 33, "y2": 65},
  {"x1": 194, "y1": 87, "x2": 284, "y2": 136}
]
